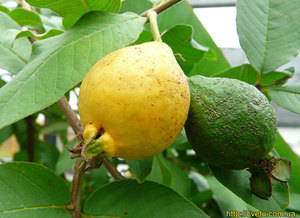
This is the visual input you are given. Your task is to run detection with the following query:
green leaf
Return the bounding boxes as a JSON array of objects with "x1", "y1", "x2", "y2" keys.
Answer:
[
  {"x1": 269, "y1": 83, "x2": 300, "y2": 114},
  {"x1": 34, "y1": 142, "x2": 60, "y2": 170},
  {"x1": 177, "y1": 153, "x2": 210, "y2": 174},
  {"x1": 157, "y1": 0, "x2": 230, "y2": 76},
  {"x1": 0, "y1": 5, "x2": 9, "y2": 13},
  {"x1": 274, "y1": 133, "x2": 300, "y2": 193},
  {"x1": 213, "y1": 64, "x2": 294, "y2": 88},
  {"x1": 81, "y1": 167, "x2": 110, "y2": 204},
  {"x1": 126, "y1": 157, "x2": 153, "y2": 183},
  {"x1": 131, "y1": 30, "x2": 152, "y2": 45},
  {"x1": 289, "y1": 192, "x2": 300, "y2": 211},
  {"x1": 146, "y1": 154, "x2": 172, "y2": 186},
  {"x1": 212, "y1": 64, "x2": 257, "y2": 85},
  {"x1": 40, "y1": 14, "x2": 64, "y2": 31},
  {"x1": 0, "y1": 12, "x2": 146, "y2": 130},
  {"x1": 17, "y1": 29, "x2": 64, "y2": 40},
  {"x1": 2, "y1": 28, "x2": 64, "y2": 48},
  {"x1": 26, "y1": 0, "x2": 121, "y2": 29},
  {"x1": 120, "y1": 0, "x2": 230, "y2": 75},
  {"x1": 262, "y1": 67, "x2": 294, "y2": 86},
  {"x1": 162, "y1": 25, "x2": 209, "y2": 74},
  {"x1": 167, "y1": 160, "x2": 198, "y2": 198},
  {"x1": 40, "y1": 121, "x2": 69, "y2": 135},
  {"x1": 55, "y1": 140, "x2": 76, "y2": 175},
  {"x1": 210, "y1": 165, "x2": 289, "y2": 211},
  {"x1": 0, "y1": 125, "x2": 13, "y2": 145},
  {"x1": 0, "y1": 11, "x2": 32, "y2": 74},
  {"x1": 8, "y1": 8, "x2": 43, "y2": 29},
  {"x1": 155, "y1": 153, "x2": 172, "y2": 185},
  {"x1": 120, "y1": 0, "x2": 152, "y2": 14},
  {"x1": 170, "y1": 131, "x2": 192, "y2": 151},
  {"x1": 14, "y1": 142, "x2": 59, "y2": 170},
  {"x1": 0, "y1": 162, "x2": 70, "y2": 217},
  {"x1": 236, "y1": 0, "x2": 300, "y2": 74},
  {"x1": 83, "y1": 179, "x2": 209, "y2": 217},
  {"x1": 207, "y1": 176, "x2": 256, "y2": 212}
]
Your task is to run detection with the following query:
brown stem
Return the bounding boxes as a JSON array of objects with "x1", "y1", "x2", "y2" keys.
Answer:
[
  {"x1": 25, "y1": 116, "x2": 35, "y2": 162},
  {"x1": 57, "y1": 96, "x2": 84, "y2": 145},
  {"x1": 57, "y1": 96, "x2": 86, "y2": 218},
  {"x1": 103, "y1": 159, "x2": 125, "y2": 180},
  {"x1": 140, "y1": 0, "x2": 182, "y2": 17},
  {"x1": 70, "y1": 158, "x2": 86, "y2": 218}
]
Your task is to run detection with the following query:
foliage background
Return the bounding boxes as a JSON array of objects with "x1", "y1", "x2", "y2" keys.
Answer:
[{"x1": 0, "y1": 0, "x2": 299, "y2": 217}]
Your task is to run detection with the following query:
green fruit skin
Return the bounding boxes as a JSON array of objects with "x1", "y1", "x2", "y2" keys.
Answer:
[{"x1": 185, "y1": 75, "x2": 277, "y2": 170}]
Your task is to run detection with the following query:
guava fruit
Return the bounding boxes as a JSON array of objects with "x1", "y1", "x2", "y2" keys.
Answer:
[
  {"x1": 78, "y1": 41, "x2": 190, "y2": 161},
  {"x1": 185, "y1": 75, "x2": 291, "y2": 199},
  {"x1": 185, "y1": 75, "x2": 277, "y2": 170}
]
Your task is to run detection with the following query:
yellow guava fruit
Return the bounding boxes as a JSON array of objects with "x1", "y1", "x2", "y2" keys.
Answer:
[{"x1": 78, "y1": 41, "x2": 190, "y2": 160}]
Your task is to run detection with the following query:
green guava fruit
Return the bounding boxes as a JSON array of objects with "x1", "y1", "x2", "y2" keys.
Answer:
[
  {"x1": 184, "y1": 75, "x2": 291, "y2": 199},
  {"x1": 185, "y1": 75, "x2": 277, "y2": 170}
]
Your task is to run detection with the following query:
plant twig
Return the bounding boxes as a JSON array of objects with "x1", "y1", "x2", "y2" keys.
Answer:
[
  {"x1": 103, "y1": 159, "x2": 125, "y2": 180},
  {"x1": 69, "y1": 159, "x2": 86, "y2": 218},
  {"x1": 57, "y1": 96, "x2": 86, "y2": 218},
  {"x1": 25, "y1": 116, "x2": 35, "y2": 162},
  {"x1": 140, "y1": 0, "x2": 182, "y2": 17},
  {"x1": 57, "y1": 96, "x2": 84, "y2": 145}
]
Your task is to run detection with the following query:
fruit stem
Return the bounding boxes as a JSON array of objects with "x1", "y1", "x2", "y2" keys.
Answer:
[
  {"x1": 103, "y1": 159, "x2": 125, "y2": 180},
  {"x1": 147, "y1": 10, "x2": 162, "y2": 42}
]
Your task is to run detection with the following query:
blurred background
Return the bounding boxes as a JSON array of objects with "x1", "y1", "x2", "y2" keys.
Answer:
[{"x1": 1, "y1": 0, "x2": 300, "y2": 161}]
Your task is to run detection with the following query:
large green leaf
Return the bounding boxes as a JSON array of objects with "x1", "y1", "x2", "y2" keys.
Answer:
[
  {"x1": 120, "y1": 0, "x2": 230, "y2": 76},
  {"x1": 237, "y1": 0, "x2": 300, "y2": 74},
  {"x1": 210, "y1": 165, "x2": 289, "y2": 211},
  {"x1": 0, "y1": 162, "x2": 70, "y2": 217},
  {"x1": 26, "y1": 0, "x2": 121, "y2": 29},
  {"x1": 0, "y1": 11, "x2": 31, "y2": 74},
  {"x1": 274, "y1": 133, "x2": 300, "y2": 193},
  {"x1": 0, "y1": 12, "x2": 146, "y2": 130},
  {"x1": 269, "y1": 84, "x2": 300, "y2": 114},
  {"x1": 126, "y1": 157, "x2": 153, "y2": 183},
  {"x1": 83, "y1": 179, "x2": 209, "y2": 217}
]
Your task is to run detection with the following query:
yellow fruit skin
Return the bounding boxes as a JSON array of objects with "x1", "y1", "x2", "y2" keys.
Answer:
[{"x1": 78, "y1": 41, "x2": 190, "y2": 160}]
